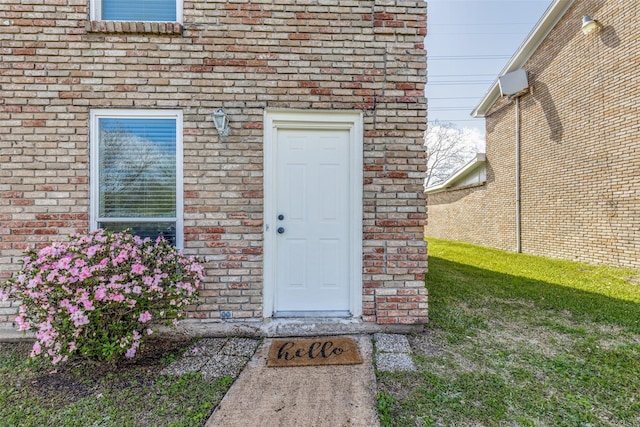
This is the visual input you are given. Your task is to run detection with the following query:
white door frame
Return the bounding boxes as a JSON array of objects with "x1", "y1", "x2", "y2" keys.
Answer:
[{"x1": 263, "y1": 109, "x2": 363, "y2": 318}]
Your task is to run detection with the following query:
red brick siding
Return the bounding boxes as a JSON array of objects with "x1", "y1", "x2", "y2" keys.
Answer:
[{"x1": 0, "y1": 0, "x2": 428, "y2": 328}]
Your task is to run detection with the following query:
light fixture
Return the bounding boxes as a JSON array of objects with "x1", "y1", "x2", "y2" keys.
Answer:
[
  {"x1": 581, "y1": 15, "x2": 602, "y2": 35},
  {"x1": 212, "y1": 108, "x2": 230, "y2": 137}
]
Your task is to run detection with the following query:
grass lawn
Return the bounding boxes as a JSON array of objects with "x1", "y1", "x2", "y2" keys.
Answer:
[
  {"x1": 0, "y1": 337, "x2": 232, "y2": 427},
  {"x1": 2, "y1": 239, "x2": 638, "y2": 426},
  {"x1": 377, "y1": 239, "x2": 640, "y2": 427}
]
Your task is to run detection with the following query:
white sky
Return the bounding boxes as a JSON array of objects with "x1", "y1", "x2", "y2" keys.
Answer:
[{"x1": 426, "y1": 0, "x2": 554, "y2": 141}]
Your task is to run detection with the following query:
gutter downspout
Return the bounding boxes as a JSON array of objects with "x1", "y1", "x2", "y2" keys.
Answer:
[{"x1": 515, "y1": 96, "x2": 522, "y2": 253}]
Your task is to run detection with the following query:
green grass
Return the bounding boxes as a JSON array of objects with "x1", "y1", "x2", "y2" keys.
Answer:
[
  {"x1": 377, "y1": 239, "x2": 640, "y2": 426},
  {"x1": 0, "y1": 339, "x2": 232, "y2": 427}
]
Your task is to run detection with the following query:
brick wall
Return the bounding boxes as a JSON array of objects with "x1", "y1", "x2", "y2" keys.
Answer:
[
  {"x1": 425, "y1": 0, "x2": 640, "y2": 269},
  {"x1": 0, "y1": 0, "x2": 428, "y2": 329}
]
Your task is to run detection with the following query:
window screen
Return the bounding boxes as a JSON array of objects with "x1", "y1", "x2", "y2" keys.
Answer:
[{"x1": 102, "y1": 0, "x2": 176, "y2": 22}]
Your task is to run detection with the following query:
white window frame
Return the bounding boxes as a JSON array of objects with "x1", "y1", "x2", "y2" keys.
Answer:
[
  {"x1": 90, "y1": 0, "x2": 183, "y2": 23},
  {"x1": 90, "y1": 109, "x2": 184, "y2": 248}
]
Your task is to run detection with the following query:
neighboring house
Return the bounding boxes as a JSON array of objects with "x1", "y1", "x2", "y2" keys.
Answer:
[
  {"x1": 425, "y1": 153, "x2": 486, "y2": 194},
  {"x1": 0, "y1": 1, "x2": 429, "y2": 333},
  {"x1": 425, "y1": 0, "x2": 639, "y2": 269}
]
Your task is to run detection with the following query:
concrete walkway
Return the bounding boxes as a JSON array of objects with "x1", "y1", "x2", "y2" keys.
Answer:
[{"x1": 205, "y1": 335, "x2": 380, "y2": 427}]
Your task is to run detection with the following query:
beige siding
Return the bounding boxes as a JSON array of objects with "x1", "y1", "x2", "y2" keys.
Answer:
[{"x1": 425, "y1": 0, "x2": 640, "y2": 269}]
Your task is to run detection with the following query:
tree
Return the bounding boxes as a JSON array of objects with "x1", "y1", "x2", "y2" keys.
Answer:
[{"x1": 424, "y1": 121, "x2": 480, "y2": 187}]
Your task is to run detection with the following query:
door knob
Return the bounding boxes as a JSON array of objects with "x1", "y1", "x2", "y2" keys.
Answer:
[{"x1": 277, "y1": 227, "x2": 285, "y2": 234}]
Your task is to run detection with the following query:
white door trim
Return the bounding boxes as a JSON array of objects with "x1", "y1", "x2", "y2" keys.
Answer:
[{"x1": 263, "y1": 109, "x2": 363, "y2": 318}]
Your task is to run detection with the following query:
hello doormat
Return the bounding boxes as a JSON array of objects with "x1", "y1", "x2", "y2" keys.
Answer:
[{"x1": 267, "y1": 337, "x2": 363, "y2": 367}]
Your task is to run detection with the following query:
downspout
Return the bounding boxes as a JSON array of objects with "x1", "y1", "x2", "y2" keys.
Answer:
[
  {"x1": 490, "y1": 67, "x2": 529, "y2": 253},
  {"x1": 515, "y1": 96, "x2": 522, "y2": 253}
]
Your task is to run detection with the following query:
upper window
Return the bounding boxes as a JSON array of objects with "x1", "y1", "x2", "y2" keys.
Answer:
[
  {"x1": 90, "y1": 110, "x2": 183, "y2": 248},
  {"x1": 90, "y1": 0, "x2": 182, "y2": 22}
]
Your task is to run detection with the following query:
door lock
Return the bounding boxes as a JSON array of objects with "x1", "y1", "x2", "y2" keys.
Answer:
[{"x1": 277, "y1": 227, "x2": 285, "y2": 234}]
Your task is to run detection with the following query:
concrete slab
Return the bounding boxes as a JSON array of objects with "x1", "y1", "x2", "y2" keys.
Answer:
[
  {"x1": 200, "y1": 354, "x2": 250, "y2": 380},
  {"x1": 375, "y1": 353, "x2": 416, "y2": 372},
  {"x1": 160, "y1": 356, "x2": 209, "y2": 376},
  {"x1": 220, "y1": 337, "x2": 261, "y2": 357},
  {"x1": 374, "y1": 333, "x2": 412, "y2": 353},
  {"x1": 206, "y1": 335, "x2": 380, "y2": 427},
  {"x1": 183, "y1": 338, "x2": 227, "y2": 357},
  {"x1": 2, "y1": 318, "x2": 424, "y2": 342},
  {"x1": 153, "y1": 318, "x2": 423, "y2": 339},
  {"x1": 0, "y1": 329, "x2": 33, "y2": 342},
  {"x1": 162, "y1": 337, "x2": 260, "y2": 378}
]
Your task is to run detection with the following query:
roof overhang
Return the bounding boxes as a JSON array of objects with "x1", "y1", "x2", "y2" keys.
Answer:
[
  {"x1": 425, "y1": 153, "x2": 486, "y2": 194},
  {"x1": 471, "y1": 0, "x2": 576, "y2": 118}
]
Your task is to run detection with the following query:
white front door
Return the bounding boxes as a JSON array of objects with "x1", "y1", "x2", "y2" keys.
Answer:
[
  {"x1": 264, "y1": 110, "x2": 363, "y2": 318},
  {"x1": 275, "y1": 128, "x2": 350, "y2": 315}
]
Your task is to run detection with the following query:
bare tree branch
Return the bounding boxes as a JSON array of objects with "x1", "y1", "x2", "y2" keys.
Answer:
[{"x1": 424, "y1": 121, "x2": 477, "y2": 187}]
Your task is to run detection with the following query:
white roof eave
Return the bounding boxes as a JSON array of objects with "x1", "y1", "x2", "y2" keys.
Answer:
[
  {"x1": 425, "y1": 153, "x2": 486, "y2": 194},
  {"x1": 471, "y1": 0, "x2": 576, "y2": 118}
]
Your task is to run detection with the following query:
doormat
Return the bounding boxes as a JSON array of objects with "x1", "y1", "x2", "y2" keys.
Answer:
[{"x1": 267, "y1": 337, "x2": 363, "y2": 367}]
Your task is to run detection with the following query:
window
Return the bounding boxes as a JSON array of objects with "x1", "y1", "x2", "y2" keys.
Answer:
[
  {"x1": 90, "y1": 110, "x2": 183, "y2": 248},
  {"x1": 90, "y1": 0, "x2": 182, "y2": 22}
]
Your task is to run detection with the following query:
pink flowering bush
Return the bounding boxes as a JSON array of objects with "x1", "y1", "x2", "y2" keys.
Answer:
[{"x1": 0, "y1": 229, "x2": 204, "y2": 365}]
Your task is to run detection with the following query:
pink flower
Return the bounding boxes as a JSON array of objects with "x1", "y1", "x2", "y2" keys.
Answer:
[
  {"x1": 46, "y1": 270, "x2": 58, "y2": 282},
  {"x1": 70, "y1": 311, "x2": 89, "y2": 327},
  {"x1": 112, "y1": 250, "x2": 128, "y2": 266},
  {"x1": 110, "y1": 293, "x2": 125, "y2": 303},
  {"x1": 86, "y1": 245, "x2": 101, "y2": 257},
  {"x1": 31, "y1": 341, "x2": 42, "y2": 357},
  {"x1": 94, "y1": 288, "x2": 107, "y2": 301},
  {"x1": 78, "y1": 295, "x2": 94, "y2": 311},
  {"x1": 131, "y1": 264, "x2": 146, "y2": 274},
  {"x1": 138, "y1": 311, "x2": 152, "y2": 323},
  {"x1": 78, "y1": 267, "x2": 92, "y2": 281},
  {"x1": 52, "y1": 355, "x2": 67, "y2": 365},
  {"x1": 57, "y1": 256, "x2": 71, "y2": 270},
  {"x1": 7, "y1": 228, "x2": 203, "y2": 365}
]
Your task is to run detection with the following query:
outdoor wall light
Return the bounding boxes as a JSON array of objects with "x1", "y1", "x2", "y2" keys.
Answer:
[
  {"x1": 212, "y1": 108, "x2": 230, "y2": 137},
  {"x1": 581, "y1": 16, "x2": 602, "y2": 35}
]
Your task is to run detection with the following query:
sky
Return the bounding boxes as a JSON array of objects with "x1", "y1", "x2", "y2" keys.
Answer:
[{"x1": 426, "y1": 0, "x2": 555, "y2": 149}]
